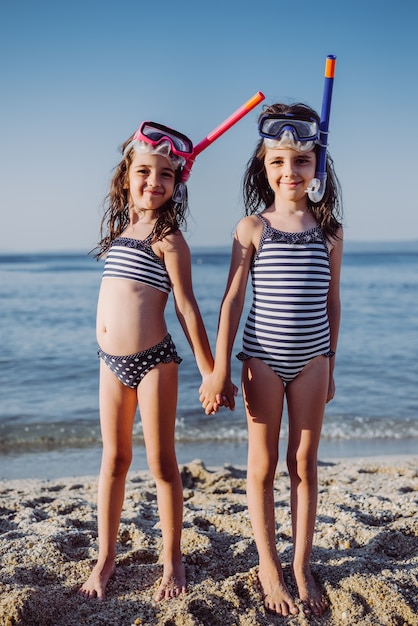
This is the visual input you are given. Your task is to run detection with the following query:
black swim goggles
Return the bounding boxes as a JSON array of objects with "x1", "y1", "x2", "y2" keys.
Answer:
[{"x1": 258, "y1": 113, "x2": 319, "y2": 143}]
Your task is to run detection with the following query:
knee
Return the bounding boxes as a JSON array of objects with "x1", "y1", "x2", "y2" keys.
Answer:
[
  {"x1": 248, "y1": 450, "x2": 278, "y2": 486},
  {"x1": 287, "y1": 451, "x2": 317, "y2": 484},
  {"x1": 147, "y1": 451, "x2": 178, "y2": 483},
  {"x1": 286, "y1": 449, "x2": 318, "y2": 482},
  {"x1": 102, "y1": 449, "x2": 132, "y2": 478}
]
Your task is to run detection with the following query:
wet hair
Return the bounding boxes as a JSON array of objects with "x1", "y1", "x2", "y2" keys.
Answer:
[
  {"x1": 92, "y1": 133, "x2": 188, "y2": 259},
  {"x1": 243, "y1": 102, "x2": 343, "y2": 241}
]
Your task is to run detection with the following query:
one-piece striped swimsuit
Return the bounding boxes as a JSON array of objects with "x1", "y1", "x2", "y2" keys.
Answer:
[{"x1": 237, "y1": 215, "x2": 331, "y2": 384}]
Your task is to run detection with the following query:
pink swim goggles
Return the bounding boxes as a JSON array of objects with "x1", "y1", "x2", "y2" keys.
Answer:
[{"x1": 130, "y1": 121, "x2": 194, "y2": 158}]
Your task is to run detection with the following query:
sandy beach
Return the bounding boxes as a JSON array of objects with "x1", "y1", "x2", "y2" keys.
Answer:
[{"x1": 0, "y1": 457, "x2": 417, "y2": 626}]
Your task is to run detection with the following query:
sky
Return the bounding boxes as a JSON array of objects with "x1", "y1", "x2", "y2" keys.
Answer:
[{"x1": 1, "y1": 0, "x2": 417, "y2": 253}]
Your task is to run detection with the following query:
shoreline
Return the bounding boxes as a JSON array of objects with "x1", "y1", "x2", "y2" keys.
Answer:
[
  {"x1": 1, "y1": 437, "x2": 417, "y2": 481},
  {"x1": 0, "y1": 457, "x2": 417, "y2": 625}
]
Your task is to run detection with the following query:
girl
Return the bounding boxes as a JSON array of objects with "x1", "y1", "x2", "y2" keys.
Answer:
[
  {"x1": 200, "y1": 103, "x2": 343, "y2": 617},
  {"x1": 79, "y1": 122, "x2": 231, "y2": 601}
]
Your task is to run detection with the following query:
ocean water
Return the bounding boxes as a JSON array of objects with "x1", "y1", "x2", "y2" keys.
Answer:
[{"x1": 1, "y1": 242, "x2": 417, "y2": 479}]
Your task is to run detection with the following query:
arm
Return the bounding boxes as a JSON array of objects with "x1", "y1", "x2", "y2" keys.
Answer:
[
  {"x1": 199, "y1": 217, "x2": 257, "y2": 414},
  {"x1": 163, "y1": 232, "x2": 236, "y2": 411},
  {"x1": 326, "y1": 227, "x2": 343, "y2": 402},
  {"x1": 163, "y1": 232, "x2": 214, "y2": 378}
]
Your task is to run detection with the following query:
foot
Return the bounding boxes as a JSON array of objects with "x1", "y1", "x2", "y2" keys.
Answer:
[
  {"x1": 154, "y1": 559, "x2": 187, "y2": 602},
  {"x1": 257, "y1": 565, "x2": 299, "y2": 617},
  {"x1": 293, "y1": 564, "x2": 328, "y2": 617},
  {"x1": 78, "y1": 558, "x2": 116, "y2": 600}
]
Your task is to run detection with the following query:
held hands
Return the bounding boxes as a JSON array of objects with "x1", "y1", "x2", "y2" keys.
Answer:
[{"x1": 199, "y1": 373, "x2": 238, "y2": 415}]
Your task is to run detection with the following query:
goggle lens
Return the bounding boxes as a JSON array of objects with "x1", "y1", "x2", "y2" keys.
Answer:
[
  {"x1": 135, "y1": 122, "x2": 194, "y2": 157},
  {"x1": 258, "y1": 115, "x2": 318, "y2": 142}
]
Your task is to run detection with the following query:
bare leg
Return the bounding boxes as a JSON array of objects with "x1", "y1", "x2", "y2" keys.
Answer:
[
  {"x1": 286, "y1": 356, "x2": 329, "y2": 617},
  {"x1": 79, "y1": 363, "x2": 137, "y2": 600},
  {"x1": 138, "y1": 362, "x2": 186, "y2": 601},
  {"x1": 242, "y1": 359, "x2": 298, "y2": 617}
]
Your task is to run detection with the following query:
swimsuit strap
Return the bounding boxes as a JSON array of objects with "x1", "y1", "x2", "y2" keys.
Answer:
[
  {"x1": 255, "y1": 214, "x2": 328, "y2": 262},
  {"x1": 257, "y1": 213, "x2": 323, "y2": 243},
  {"x1": 111, "y1": 235, "x2": 163, "y2": 263}
]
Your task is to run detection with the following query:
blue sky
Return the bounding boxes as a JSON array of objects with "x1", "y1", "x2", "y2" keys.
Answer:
[{"x1": 1, "y1": 0, "x2": 417, "y2": 252}]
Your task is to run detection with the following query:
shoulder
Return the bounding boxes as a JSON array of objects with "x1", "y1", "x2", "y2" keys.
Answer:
[
  {"x1": 236, "y1": 215, "x2": 263, "y2": 247},
  {"x1": 228, "y1": 215, "x2": 263, "y2": 268},
  {"x1": 154, "y1": 231, "x2": 189, "y2": 256},
  {"x1": 328, "y1": 226, "x2": 343, "y2": 252},
  {"x1": 328, "y1": 227, "x2": 344, "y2": 273}
]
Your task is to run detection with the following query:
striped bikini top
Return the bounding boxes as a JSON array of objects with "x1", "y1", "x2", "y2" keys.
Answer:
[{"x1": 102, "y1": 235, "x2": 171, "y2": 294}]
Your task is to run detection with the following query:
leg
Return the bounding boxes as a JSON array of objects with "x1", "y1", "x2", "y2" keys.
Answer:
[
  {"x1": 137, "y1": 361, "x2": 186, "y2": 601},
  {"x1": 286, "y1": 355, "x2": 329, "y2": 616},
  {"x1": 79, "y1": 361, "x2": 137, "y2": 600},
  {"x1": 242, "y1": 358, "x2": 298, "y2": 617}
]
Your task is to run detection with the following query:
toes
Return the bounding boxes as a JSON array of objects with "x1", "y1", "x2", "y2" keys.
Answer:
[
  {"x1": 155, "y1": 579, "x2": 186, "y2": 602},
  {"x1": 302, "y1": 596, "x2": 328, "y2": 617},
  {"x1": 78, "y1": 588, "x2": 103, "y2": 601}
]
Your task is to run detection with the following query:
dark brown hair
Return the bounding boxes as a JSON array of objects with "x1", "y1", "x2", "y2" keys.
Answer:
[
  {"x1": 92, "y1": 134, "x2": 188, "y2": 259},
  {"x1": 243, "y1": 102, "x2": 343, "y2": 241}
]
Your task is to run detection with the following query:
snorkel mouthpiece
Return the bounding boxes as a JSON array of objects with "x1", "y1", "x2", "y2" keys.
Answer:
[
  {"x1": 172, "y1": 182, "x2": 187, "y2": 203},
  {"x1": 306, "y1": 174, "x2": 327, "y2": 203},
  {"x1": 307, "y1": 55, "x2": 336, "y2": 203}
]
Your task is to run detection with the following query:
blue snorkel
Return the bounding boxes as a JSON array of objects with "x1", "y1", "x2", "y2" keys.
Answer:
[{"x1": 307, "y1": 55, "x2": 336, "y2": 203}]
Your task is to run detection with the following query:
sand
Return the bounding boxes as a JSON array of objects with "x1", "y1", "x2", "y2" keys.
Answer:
[{"x1": 0, "y1": 457, "x2": 417, "y2": 626}]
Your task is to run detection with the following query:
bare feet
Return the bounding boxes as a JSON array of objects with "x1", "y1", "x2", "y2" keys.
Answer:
[
  {"x1": 257, "y1": 565, "x2": 299, "y2": 617},
  {"x1": 154, "y1": 559, "x2": 187, "y2": 602},
  {"x1": 293, "y1": 564, "x2": 329, "y2": 617},
  {"x1": 78, "y1": 558, "x2": 116, "y2": 601}
]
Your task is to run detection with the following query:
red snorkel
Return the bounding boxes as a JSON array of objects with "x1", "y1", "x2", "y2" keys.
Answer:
[{"x1": 180, "y1": 91, "x2": 265, "y2": 182}]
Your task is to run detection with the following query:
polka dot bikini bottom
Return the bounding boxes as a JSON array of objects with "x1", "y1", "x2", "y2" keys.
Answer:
[{"x1": 98, "y1": 334, "x2": 182, "y2": 388}]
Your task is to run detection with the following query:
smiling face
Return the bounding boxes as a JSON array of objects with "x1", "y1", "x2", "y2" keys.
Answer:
[
  {"x1": 264, "y1": 147, "x2": 316, "y2": 205},
  {"x1": 127, "y1": 152, "x2": 176, "y2": 213}
]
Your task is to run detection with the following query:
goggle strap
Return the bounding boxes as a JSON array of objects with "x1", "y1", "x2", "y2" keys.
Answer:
[{"x1": 317, "y1": 128, "x2": 329, "y2": 148}]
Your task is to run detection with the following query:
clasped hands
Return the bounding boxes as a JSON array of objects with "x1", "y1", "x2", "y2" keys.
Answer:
[{"x1": 199, "y1": 373, "x2": 238, "y2": 415}]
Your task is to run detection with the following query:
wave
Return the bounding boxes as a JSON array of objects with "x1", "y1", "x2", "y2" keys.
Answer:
[{"x1": 1, "y1": 414, "x2": 417, "y2": 455}]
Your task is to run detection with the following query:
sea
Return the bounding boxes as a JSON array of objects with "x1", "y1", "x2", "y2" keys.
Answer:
[{"x1": 1, "y1": 241, "x2": 417, "y2": 479}]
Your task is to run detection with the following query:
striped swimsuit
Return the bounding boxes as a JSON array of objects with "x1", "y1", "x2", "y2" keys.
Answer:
[
  {"x1": 99, "y1": 235, "x2": 182, "y2": 388},
  {"x1": 102, "y1": 235, "x2": 172, "y2": 293},
  {"x1": 237, "y1": 215, "x2": 331, "y2": 384}
]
